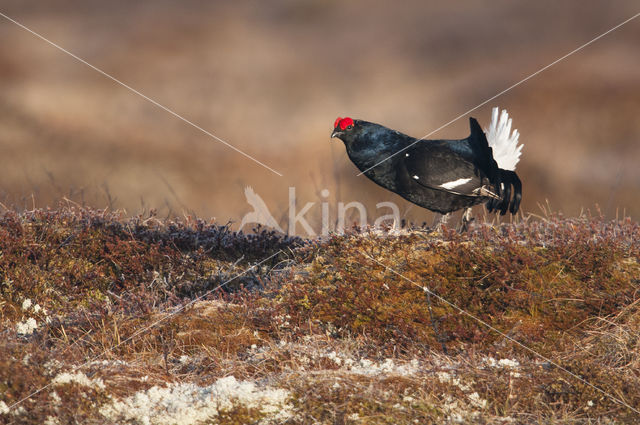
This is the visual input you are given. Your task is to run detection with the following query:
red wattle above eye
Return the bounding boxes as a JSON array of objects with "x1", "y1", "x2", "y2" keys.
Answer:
[
  {"x1": 339, "y1": 117, "x2": 354, "y2": 130},
  {"x1": 334, "y1": 117, "x2": 343, "y2": 129}
]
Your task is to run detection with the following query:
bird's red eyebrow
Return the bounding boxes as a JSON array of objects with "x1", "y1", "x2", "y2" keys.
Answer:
[{"x1": 335, "y1": 117, "x2": 353, "y2": 130}]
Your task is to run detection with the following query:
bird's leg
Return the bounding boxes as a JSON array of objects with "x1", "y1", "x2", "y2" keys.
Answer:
[
  {"x1": 431, "y1": 213, "x2": 450, "y2": 231},
  {"x1": 459, "y1": 207, "x2": 474, "y2": 232}
]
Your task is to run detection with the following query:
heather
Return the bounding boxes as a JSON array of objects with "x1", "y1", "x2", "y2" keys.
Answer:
[{"x1": 1, "y1": 206, "x2": 639, "y2": 424}]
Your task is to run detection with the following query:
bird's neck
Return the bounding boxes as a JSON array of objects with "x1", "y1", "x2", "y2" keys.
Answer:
[{"x1": 346, "y1": 128, "x2": 413, "y2": 169}]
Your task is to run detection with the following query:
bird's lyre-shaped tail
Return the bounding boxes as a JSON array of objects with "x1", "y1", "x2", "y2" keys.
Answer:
[
  {"x1": 485, "y1": 108, "x2": 523, "y2": 172},
  {"x1": 469, "y1": 112, "x2": 523, "y2": 215}
]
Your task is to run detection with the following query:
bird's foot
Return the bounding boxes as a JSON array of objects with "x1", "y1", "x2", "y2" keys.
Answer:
[{"x1": 458, "y1": 208, "x2": 474, "y2": 233}]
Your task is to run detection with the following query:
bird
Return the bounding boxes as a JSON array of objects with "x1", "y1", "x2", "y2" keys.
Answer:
[{"x1": 331, "y1": 107, "x2": 523, "y2": 229}]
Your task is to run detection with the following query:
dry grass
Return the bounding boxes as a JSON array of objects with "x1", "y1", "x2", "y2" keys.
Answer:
[{"x1": 1, "y1": 206, "x2": 639, "y2": 424}]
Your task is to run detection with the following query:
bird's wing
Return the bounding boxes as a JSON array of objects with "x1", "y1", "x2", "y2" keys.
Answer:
[{"x1": 403, "y1": 142, "x2": 499, "y2": 199}]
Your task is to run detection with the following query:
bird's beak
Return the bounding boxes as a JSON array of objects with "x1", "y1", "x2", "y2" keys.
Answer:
[{"x1": 331, "y1": 129, "x2": 341, "y2": 139}]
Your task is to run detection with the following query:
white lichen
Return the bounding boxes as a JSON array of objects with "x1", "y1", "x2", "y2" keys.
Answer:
[
  {"x1": 497, "y1": 358, "x2": 520, "y2": 369},
  {"x1": 467, "y1": 392, "x2": 487, "y2": 409},
  {"x1": 99, "y1": 376, "x2": 292, "y2": 425},
  {"x1": 348, "y1": 358, "x2": 419, "y2": 376},
  {"x1": 44, "y1": 416, "x2": 60, "y2": 425},
  {"x1": 49, "y1": 391, "x2": 62, "y2": 404},
  {"x1": 22, "y1": 299, "x2": 32, "y2": 310},
  {"x1": 326, "y1": 351, "x2": 342, "y2": 366},
  {"x1": 11, "y1": 406, "x2": 26, "y2": 416},
  {"x1": 436, "y1": 371, "x2": 472, "y2": 392},
  {"x1": 16, "y1": 317, "x2": 38, "y2": 335},
  {"x1": 52, "y1": 372, "x2": 105, "y2": 390}
]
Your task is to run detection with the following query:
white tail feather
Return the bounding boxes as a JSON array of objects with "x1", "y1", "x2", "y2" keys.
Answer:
[{"x1": 485, "y1": 107, "x2": 523, "y2": 171}]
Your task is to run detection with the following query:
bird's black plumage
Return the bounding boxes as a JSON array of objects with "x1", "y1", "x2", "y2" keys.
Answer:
[{"x1": 331, "y1": 117, "x2": 522, "y2": 215}]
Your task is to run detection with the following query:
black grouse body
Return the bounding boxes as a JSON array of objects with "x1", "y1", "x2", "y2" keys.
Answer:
[{"x1": 331, "y1": 116, "x2": 522, "y2": 215}]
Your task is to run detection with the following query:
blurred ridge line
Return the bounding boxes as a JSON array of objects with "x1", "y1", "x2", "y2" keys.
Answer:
[{"x1": 0, "y1": 11, "x2": 284, "y2": 177}]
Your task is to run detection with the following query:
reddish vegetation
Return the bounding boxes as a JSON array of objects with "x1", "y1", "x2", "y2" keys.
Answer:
[{"x1": 0, "y1": 206, "x2": 639, "y2": 423}]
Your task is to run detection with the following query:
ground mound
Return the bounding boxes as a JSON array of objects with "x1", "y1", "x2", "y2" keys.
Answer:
[{"x1": 1, "y1": 207, "x2": 638, "y2": 423}]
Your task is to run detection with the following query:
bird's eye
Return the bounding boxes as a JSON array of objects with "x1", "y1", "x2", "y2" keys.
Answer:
[{"x1": 347, "y1": 125, "x2": 353, "y2": 130}]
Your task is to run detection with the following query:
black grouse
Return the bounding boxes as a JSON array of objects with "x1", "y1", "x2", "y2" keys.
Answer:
[{"x1": 331, "y1": 108, "x2": 523, "y2": 225}]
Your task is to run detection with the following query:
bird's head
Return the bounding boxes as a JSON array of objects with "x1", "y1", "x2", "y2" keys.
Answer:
[
  {"x1": 331, "y1": 116, "x2": 401, "y2": 155},
  {"x1": 331, "y1": 117, "x2": 356, "y2": 142}
]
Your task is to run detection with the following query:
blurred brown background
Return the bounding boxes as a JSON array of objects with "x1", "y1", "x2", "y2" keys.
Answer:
[{"x1": 1, "y1": 1, "x2": 638, "y2": 234}]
